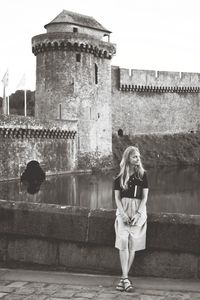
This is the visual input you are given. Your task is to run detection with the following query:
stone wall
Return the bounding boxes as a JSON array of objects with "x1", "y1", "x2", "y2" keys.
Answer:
[
  {"x1": 112, "y1": 66, "x2": 200, "y2": 135},
  {"x1": 0, "y1": 199, "x2": 199, "y2": 279},
  {"x1": 32, "y1": 32, "x2": 116, "y2": 156},
  {"x1": 0, "y1": 115, "x2": 77, "y2": 180}
]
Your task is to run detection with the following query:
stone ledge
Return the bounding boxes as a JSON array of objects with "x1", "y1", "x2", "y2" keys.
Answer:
[
  {"x1": 0, "y1": 201, "x2": 200, "y2": 278},
  {"x1": 0, "y1": 201, "x2": 89, "y2": 243},
  {"x1": 0, "y1": 200, "x2": 200, "y2": 254}
]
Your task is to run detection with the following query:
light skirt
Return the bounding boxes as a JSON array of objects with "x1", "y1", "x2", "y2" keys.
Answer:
[{"x1": 114, "y1": 198, "x2": 147, "y2": 251}]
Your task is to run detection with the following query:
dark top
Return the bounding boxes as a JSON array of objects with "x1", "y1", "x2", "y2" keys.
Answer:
[{"x1": 114, "y1": 172, "x2": 148, "y2": 199}]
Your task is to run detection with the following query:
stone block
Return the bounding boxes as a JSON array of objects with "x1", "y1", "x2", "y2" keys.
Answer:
[
  {"x1": 87, "y1": 209, "x2": 115, "y2": 245},
  {"x1": 0, "y1": 202, "x2": 89, "y2": 243},
  {"x1": 7, "y1": 238, "x2": 57, "y2": 265},
  {"x1": 198, "y1": 256, "x2": 200, "y2": 279},
  {"x1": 0, "y1": 238, "x2": 7, "y2": 262},
  {"x1": 131, "y1": 250, "x2": 198, "y2": 279},
  {"x1": 147, "y1": 213, "x2": 200, "y2": 254},
  {"x1": 59, "y1": 242, "x2": 120, "y2": 273}
]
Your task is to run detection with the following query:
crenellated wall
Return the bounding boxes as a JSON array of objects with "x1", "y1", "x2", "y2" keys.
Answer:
[
  {"x1": 119, "y1": 68, "x2": 200, "y2": 88},
  {"x1": 0, "y1": 115, "x2": 78, "y2": 180},
  {"x1": 112, "y1": 66, "x2": 200, "y2": 135}
]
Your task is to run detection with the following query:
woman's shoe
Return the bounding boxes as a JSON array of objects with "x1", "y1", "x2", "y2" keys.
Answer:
[
  {"x1": 123, "y1": 278, "x2": 134, "y2": 292},
  {"x1": 115, "y1": 278, "x2": 124, "y2": 291}
]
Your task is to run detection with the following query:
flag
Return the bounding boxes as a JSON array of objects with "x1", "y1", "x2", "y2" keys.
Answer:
[
  {"x1": 1, "y1": 70, "x2": 9, "y2": 87},
  {"x1": 16, "y1": 73, "x2": 26, "y2": 90}
]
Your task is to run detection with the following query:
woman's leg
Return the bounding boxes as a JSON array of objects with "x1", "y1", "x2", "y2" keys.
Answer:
[
  {"x1": 119, "y1": 249, "x2": 129, "y2": 278},
  {"x1": 127, "y1": 250, "x2": 135, "y2": 273}
]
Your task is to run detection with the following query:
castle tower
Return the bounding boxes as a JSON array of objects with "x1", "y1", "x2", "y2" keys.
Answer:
[{"x1": 32, "y1": 10, "x2": 116, "y2": 156}]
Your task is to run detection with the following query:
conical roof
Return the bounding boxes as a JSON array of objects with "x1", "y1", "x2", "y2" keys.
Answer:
[{"x1": 45, "y1": 10, "x2": 111, "y2": 33}]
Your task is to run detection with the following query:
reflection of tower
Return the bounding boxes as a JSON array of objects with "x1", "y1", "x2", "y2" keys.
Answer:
[
  {"x1": 90, "y1": 176, "x2": 99, "y2": 209},
  {"x1": 32, "y1": 10, "x2": 116, "y2": 156}
]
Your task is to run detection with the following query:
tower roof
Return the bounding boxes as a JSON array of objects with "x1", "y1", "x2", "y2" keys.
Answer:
[{"x1": 44, "y1": 10, "x2": 111, "y2": 33}]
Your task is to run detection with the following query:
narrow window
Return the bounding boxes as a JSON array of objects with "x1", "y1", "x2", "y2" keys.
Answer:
[
  {"x1": 90, "y1": 107, "x2": 92, "y2": 120},
  {"x1": 73, "y1": 27, "x2": 78, "y2": 33},
  {"x1": 95, "y1": 63, "x2": 98, "y2": 84},
  {"x1": 76, "y1": 53, "x2": 81, "y2": 62},
  {"x1": 118, "y1": 129, "x2": 123, "y2": 137},
  {"x1": 59, "y1": 104, "x2": 62, "y2": 119}
]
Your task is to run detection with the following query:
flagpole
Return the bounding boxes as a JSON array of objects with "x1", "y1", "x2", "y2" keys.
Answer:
[
  {"x1": 2, "y1": 85, "x2": 7, "y2": 115},
  {"x1": 1, "y1": 69, "x2": 9, "y2": 115},
  {"x1": 7, "y1": 95, "x2": 9, "y2": 115},
  {"x1": 24, "y1": 88, "x2": 27, "y2": 116}
]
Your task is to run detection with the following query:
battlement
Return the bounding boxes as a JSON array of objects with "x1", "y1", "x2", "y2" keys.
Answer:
[
  {"x1": 32, "y1": 33, "x2": 116, "y2": 59},
  {"x1": 118, "y1": 68, "x2": 200, "y2": 93}
]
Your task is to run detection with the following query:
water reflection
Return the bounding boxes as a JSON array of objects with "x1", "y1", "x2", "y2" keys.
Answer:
[
  {"x1": 0, "y1": 166, "x2": 200, "y2": 215},
  {"x1": 148, "y1": 166, "x2": 200, "y2": 214}
]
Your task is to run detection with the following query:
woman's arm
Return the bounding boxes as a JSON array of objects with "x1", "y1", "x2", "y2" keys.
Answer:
[
  {"x1": 131, "y1": 188, "x2": 149, "y2": 225},
  {"x1": 115, "y1": 190, "x2": 130, "y2": 223},
  {"x1": 137, "y1": 188, "x2": 149, "y2": 214}
]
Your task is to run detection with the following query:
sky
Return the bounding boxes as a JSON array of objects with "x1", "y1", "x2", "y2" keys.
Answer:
[{"x1": 1, "y1": 0, "x2": 200, "y2": 96}]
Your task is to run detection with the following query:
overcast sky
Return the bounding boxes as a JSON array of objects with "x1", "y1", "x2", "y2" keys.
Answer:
[{"x1": 1, "y1": 0, "x2": 200, "y2": 96}]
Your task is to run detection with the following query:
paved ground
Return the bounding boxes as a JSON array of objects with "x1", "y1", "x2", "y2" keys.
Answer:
[{"x1": 0, "y1": 268, "x2": 199, "y2": 299}]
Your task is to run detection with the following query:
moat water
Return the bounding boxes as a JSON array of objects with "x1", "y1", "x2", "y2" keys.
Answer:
[{"x1": 0, "y1": 165, "x2": 200, "y2": 215}]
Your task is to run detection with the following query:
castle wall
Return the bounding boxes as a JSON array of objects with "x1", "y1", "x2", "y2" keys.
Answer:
[
  {"x1": 0, "y1": 115, "x2": 77, "y2": 180},
  {"x1": 112, "y1": 67, "x2": 200, "y2": 135}
]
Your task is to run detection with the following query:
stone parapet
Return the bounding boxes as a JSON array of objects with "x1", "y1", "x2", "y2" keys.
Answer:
[
  {"x1": 120, "y1": 84, "x2": 200, "y2": 93},
  {"x1": 0, "y1": 115, "x2": 78, "y2": 132},
  {"x1": 0, "y1": 200, "x2": 199, "y2": 279},
  {"x1": 0, "y1": 127, "x2": 76, "y2": 139},
  {"x1": 119, "y1": 68, "x2": 200, "y2": 87},
  {"x1": 32, "y1": 32, "x2": 116, "y2": 59}
]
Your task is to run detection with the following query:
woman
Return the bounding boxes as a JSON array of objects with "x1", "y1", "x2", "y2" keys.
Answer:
[{"x1": 114, "y1": 146, "x2": 149, "y2": 292}]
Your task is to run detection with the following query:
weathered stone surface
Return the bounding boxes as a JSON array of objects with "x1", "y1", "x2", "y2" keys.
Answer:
[
  {"x1": 0, "y1": 200, "x2": 200, "y2": 278},
  {"x1": 147, "y1": 213, "x2": 200, "y2": 254},
  {"x1": 87, "y1": 209, "x2": 115, "y2": 245},
  {"x1": 0, "y1": 115, "x2": 78, "y2": 180},
  {"x1": 0, "y1": 239, "x2": 7, "y2": 262},
  {"x1": 112, "y1": 67, "x2": 200, "y2": 136},
  {"x1": 7, "y1": 239, "x2": 57, "y2": 265},
  {"x1": 131, "y1": 250, "x2": 198, "y2": 279},
  {"x1": 59, "y1": 242, "x2": 120, "y2": 273},
  {"x1": 0, "y1": 201, "x2": 89, "y2": 242}
]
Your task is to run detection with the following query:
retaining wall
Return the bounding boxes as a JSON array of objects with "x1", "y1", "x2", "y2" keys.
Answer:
[{"x1": 0, "y1": 200, "x2": 199, "y2": 279}]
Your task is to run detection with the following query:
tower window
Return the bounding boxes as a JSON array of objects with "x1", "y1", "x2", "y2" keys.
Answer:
[
  {"x1": 76, "y1": 53, "x2": 81, "y2": 62},
  {"x1": 59, "y1": 104, "x2": 62, "y2": 119},
  {"x1": 95, "y1": 63, "x2": 98, "y2": 84},
  {"x1": 118, "y1": 129, "x2": 123, "y2": 137},
  {"x1": 73, "y1": 27, "x2": 78, "y2": 33}
]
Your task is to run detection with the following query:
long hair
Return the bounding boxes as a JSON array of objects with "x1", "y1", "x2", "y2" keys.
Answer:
[{"x1": 117, "y1": 146, "x2": 145, "y2": 190}]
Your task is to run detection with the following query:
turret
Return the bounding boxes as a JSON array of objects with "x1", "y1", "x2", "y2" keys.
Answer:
[{"x1": 32, "y1": 10, "x2": 116, "y2": 156}]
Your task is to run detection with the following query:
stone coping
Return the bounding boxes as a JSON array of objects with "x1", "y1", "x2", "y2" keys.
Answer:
[
  {"x1": 0, "y1": 200, "x2": 199, "y2": 254},
  {"x1": 0, "y1": 115, "x2": 78, "y2": 132}
]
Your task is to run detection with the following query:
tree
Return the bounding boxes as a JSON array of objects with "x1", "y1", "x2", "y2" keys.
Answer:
[{"x1": 0, "y1": 90, "x2": 35, "y2": 116}]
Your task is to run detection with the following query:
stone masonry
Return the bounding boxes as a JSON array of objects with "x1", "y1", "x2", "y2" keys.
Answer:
[{"x1": 32, "y1": 10, "x2": 116, "y2": 156}]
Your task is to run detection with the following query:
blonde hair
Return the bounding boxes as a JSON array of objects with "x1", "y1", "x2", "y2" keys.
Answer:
[{"x1": 117, "y1": 146, "x2": 145, "y2": 190}]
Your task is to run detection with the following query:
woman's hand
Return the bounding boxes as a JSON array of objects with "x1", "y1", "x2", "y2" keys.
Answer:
[
  {"x1": 121, "y1": 212, "x2": 130, "y2": 224},
  {"x1": 130, "y1": 212, "x2": 141, "y2": 225}
]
